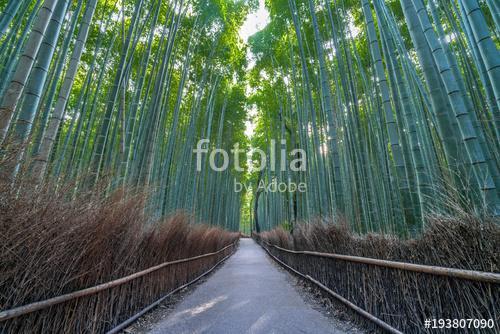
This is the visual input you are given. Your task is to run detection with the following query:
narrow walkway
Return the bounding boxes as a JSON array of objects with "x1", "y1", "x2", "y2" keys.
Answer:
[{"x1": 148, "y1": 238, "x2": 346, "y2": 334}]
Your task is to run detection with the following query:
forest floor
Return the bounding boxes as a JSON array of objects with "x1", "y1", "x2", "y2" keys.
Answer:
[{"x1": 125, "y1": 238, "x2": 363, "y2": 334}]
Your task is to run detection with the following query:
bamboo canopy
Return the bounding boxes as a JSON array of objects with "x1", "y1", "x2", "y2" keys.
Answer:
[{"x1": 0, "y1": 0, "x2": 498, "y2": 235}]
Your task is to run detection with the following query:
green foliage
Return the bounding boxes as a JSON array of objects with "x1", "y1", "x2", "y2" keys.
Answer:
[{"x1": 248, "y1": 0, "x2": 499, "y2": 235}]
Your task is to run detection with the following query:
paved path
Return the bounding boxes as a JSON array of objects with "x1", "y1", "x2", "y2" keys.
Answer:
[{"x1": 148, "y1": 238, "x2": 346, "y2": 334}]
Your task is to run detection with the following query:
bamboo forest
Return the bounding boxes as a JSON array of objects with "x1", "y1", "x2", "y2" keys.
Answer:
[{"x1": 0, "y1": 0, "x2": 499, "y2": 333}]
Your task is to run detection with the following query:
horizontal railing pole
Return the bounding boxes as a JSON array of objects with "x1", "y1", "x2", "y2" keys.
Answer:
[
  {"x1": 260, "y1": 243, "x2": 403, "y2": 334},
  {"x1": 265, "y1": 242, "x2": 500, "y2": 284},
  {"x1": 106, "y1": 251, "x2": 235, "y2": 334},
  {"x1": 0, "y1": 241, "x2": 237, "y2": 322}
]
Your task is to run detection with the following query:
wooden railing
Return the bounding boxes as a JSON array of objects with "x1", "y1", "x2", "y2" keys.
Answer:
[
  {"x1": 259, "y1": 240, "x2": 499, "y2": 334},
  {"x1": 1, "y1": 241, "x2": 238, "y2": 333}
]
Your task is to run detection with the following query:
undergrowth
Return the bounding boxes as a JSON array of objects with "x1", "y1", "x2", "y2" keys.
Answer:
[
  {"x1": 0, "y1": 176, "x2": 239, "y2": 333},
  {"x1": 256, "y1": 214, "x2": 499, "y2": 333}
]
